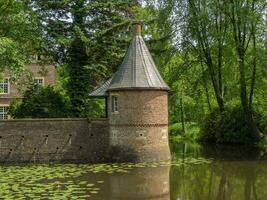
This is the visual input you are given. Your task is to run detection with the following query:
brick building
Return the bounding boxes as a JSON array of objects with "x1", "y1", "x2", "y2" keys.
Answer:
[
  {"x1": 0, "y1": 58, "x2": 56, "y2": 119},
  {"x1": 90, "y1": 24, "x2": 171, "y2": 162}
]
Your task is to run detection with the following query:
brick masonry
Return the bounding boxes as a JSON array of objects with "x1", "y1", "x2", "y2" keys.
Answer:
[
  {"x1": 108, "y1": 90, "x2": 171, "y2": 162},
  {"x1": 0, "y1": 91, "x2": 170, "y2": 164},
  {"x1": 0, "y1": 118, "x2": 109, "y2": 163},
  {"x1": 0, "y1": 63, "x2": 56, "y2": 106}
]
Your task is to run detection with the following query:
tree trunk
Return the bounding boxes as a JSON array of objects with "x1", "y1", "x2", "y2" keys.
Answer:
[
  {"x1": 217, "y1": 1, "x2": 224, "y2": 98},
  {"x1": 238, "y1": 50, "x2": 260, "y2": 142},
  {"x1": 202, "y1": 64, "x2": 212, "y2": 111},
  {"x1": 189, "y1": 0, "x2": 225, "y2": 112},
  {"x1": 204, "y1": 82, "x2": 212, "y2": 112},
  {"x1": 206, "y1": 55, "x2": 225, "y2": 112},
  {"x1": 249, "y1": 1, "x2": 257, "y2": 109},
  {"x1": 238, "y1": 51, "x2": 248, "y2": 111},
  {"x1": 180, "y1": 96, "x2": 186, "y2": 135}
]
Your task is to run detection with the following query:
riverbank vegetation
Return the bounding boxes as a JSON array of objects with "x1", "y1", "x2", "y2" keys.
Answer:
[{"x1": 1, "y1": 0, "x2": 266, "y2": 145}]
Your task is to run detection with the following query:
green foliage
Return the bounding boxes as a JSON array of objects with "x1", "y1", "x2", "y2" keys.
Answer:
[
  {"x1": 169, "y1": 123, "x2": 184, "y2": 136},
  {"x1": 86, "y1": 99, "x2": 106, "y2": 118},
  {"x1": 255, "y1": 110, "x2": 267, "y2": 136},
  {"x1": 199, "y1": 107, "x2": 265, "y2": 144},
  {"x1": 28, "y1": 0, "x2": 175, "y2": 118},
  {"x1": 0, "y1": 0, "x2": 42, "y2": 77},
  {"x1": 29, "y1": 0, "x2": 136, "y2": 117},
  {"x1": 169, "y1": 122, "x2": 200, "y2": 142},
  {"x1": 9, "y1": 86, "x2": 70, "y2": 118},
  {"x1": 165, "y1": 0, "x2": 267, "y2": 144},
  {"x1": 1, "y1": 0, "x2": 266, "y2": 145}
]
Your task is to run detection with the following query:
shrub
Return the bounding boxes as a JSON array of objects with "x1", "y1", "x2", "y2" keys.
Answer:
[
  {"x1": 169, "y1": 122, "x2": 200, "y2": 141},
  {"x1": 199, "y1": 107, "x2": 265, "y2": 144},
  {"x1": 9, "y1": 85, "x2": 71, "y2": 118},
  {"x1": 255, "y1": 110, "x2": 267, "y2": 135},
  {"x1": 169, "y1": 123, "x2": 184, "y2": 136}
]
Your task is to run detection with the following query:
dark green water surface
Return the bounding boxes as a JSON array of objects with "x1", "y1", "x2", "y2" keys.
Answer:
[{"x1": 0, "y1": 142, "x2": 266, "y2": 200}]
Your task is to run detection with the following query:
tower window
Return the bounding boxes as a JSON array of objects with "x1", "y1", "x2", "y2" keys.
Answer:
[
  {"x1": 34, "y1": 78, "x2": 44, "y2": 87},
  {"x1": 0, "y1": 106, "x2": 9, "y2": 120},
  {"x1": 112, "y1": 96, "x2": 118, "y2": 112},
  {"x1": 0, "y1": 78, "x2": 9, "y2": 94}
]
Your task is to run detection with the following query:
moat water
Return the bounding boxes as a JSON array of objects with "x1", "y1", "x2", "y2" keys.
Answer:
[{"x1": 0, "y1": 142, "x2": 266, "y2": 200}]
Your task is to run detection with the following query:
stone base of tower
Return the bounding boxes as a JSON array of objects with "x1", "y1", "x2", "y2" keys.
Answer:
[{"x1": 108, "y1": 125, "x2": 171, "y2": 163}]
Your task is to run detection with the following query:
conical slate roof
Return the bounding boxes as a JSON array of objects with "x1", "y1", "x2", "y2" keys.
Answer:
[{"x1": 90, "y1": 25, "x2": 170, "y2": 97}]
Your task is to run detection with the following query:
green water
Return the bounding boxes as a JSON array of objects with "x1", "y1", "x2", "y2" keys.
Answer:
[{"x1": 0, "y1": 142, "x2": 266, "y2": 200}]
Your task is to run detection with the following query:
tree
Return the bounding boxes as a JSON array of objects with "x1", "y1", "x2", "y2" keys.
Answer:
[
  {"x1": 28, "y1": 0, "x2": 175, "y2": 117},
  {"x1": 0, "y1": 0, "x2": 41, "y2": 78},
  {"x1": 182, "y1": 0, "x2": 228, "y2": 112},
  {"x1": 9, "y1": 85, "x2": 70, "y2": 118},
  {"x1": 169, "y1": 0, "x2": 266, "y2": 141},
  {"x1": 225, "y1": 0, "x2": 264, "y2": 141},
  {"x1": 28, "y1": 0, "x2": 136, "y2": 117}
]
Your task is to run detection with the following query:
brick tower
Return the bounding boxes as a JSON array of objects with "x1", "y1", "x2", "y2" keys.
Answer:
[{"x1": 90, "y1": 24, "x2": 171, "y2": 162}]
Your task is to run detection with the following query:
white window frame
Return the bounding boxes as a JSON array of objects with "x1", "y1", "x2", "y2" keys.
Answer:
[
  {"x1": 33, "y1": 77, "x2": 45, "y2": 87},
  {"x1": 0, "y1": 105, "x2": 9, "y2": 120},
  {"x1": 0, "y1": 78, "x2": 10, "y2": 94},
  {"x1": 112, "y1": 96, "x2": 119, "y2": 113}
]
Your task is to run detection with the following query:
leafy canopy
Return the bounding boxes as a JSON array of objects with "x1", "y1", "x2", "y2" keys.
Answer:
[{"x1": 9, "y1": 86, "x2": 70, "y2": 118}]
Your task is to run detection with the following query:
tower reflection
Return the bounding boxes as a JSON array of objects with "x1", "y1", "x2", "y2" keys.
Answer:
[{"x1": 108, "y1": 166, "x2": 170, "y2": 200}]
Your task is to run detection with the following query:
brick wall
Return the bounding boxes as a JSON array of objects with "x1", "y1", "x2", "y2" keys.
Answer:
[
  {"x1": 27, "y1": 63, "x2": 56, "y2": 86},
  {"x1": 0, "y1": 118, "x2": 109, "y2": 163},
  {"x1": 108, "y1": 90, "x2": 170, "y2": 162},
  {"x1": 0, "y1": 90, "x2": 171, "y2": 163},
  {"x1": 0, "y1": 63, "x2": 56, "y2": 106},
  {"x1": 109, "y1": 90, "x2": 168, "y2": 125}
]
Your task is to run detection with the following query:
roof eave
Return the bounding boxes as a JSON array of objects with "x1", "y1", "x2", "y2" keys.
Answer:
[
  {"x1": 89, "y1": 94, "x2": 108, "y2": 98},
  {"x1": 107, "y1": 87, "x2": 170, "y2": 92}
]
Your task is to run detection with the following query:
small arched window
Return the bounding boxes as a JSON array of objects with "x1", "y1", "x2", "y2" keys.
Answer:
[{"x1": 112, "y1": 96, "x2": 118, "y2": 113}]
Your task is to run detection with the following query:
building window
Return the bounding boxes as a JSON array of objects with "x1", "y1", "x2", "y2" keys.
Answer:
[
  {"x1": 112, "y1": 96, "x2": 118, "y2": 112},
  {"x1": 0, "y1": 106, "x2": 8, "y2": 120},
  {"x1": 0, "y1": 78, "x2": 9, "y2": 94},
  {"x1": 34, "y1": 78, "x2": 44, "y2": 87}
]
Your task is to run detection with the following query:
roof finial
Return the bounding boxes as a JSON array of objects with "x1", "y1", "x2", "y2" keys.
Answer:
[
  {"x1": 132, "y1": 0, "x2": 142, "y2": 36},
  {"x1": 133, "y1": 23, "x2": 141, "y2": 36}
]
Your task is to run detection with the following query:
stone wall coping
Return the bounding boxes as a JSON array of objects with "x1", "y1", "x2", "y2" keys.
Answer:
[
  {"x1": 90, "y1": 118, "x2": 109, "y2": 121},
  {"x1": 0, "y1": 118, "x2": 108, "y2": 123}
]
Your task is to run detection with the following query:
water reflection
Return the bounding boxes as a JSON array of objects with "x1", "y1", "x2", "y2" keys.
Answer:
[
  {"x1": 170, "y1": 143, "x2": 267, "y2": 200},
  {"x1": 1, "y1": 142, "x2": 266, "y2": 200},
  {"x1": 87, "y1": 166, "x2": 170, "y2": 200},
  {"x1": 90, "y1": 143, "x2": 267, "y2": 200},
  {"x1": 109, "y1": 167, "x2": 170, "y2": 200}
]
